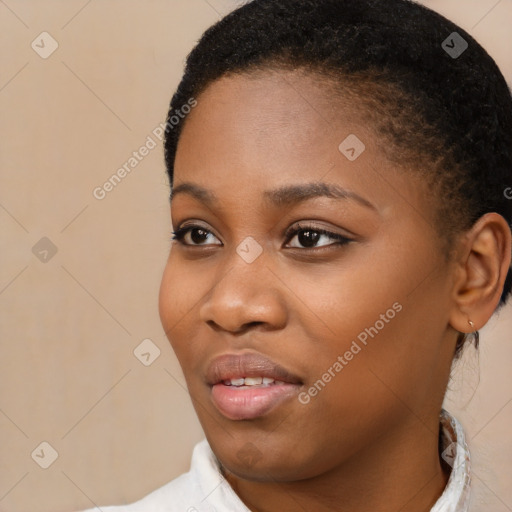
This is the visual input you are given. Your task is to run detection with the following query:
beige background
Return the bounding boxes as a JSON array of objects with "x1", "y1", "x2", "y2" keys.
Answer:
[{"x1": 0, "y1": 1, "x2": 511, "y2": 511}]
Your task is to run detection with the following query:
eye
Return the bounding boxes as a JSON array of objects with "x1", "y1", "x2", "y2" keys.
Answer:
[
  {"x1": 171, "y1": 225, "x2": 222, "y2": 246},
  {"x1": 284, "y1": 223, "x2": 352, "y2": 249}
]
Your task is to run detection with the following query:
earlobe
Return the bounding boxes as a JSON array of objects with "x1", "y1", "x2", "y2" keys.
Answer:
[{"x1": 449, "y1": 212, "x2": 512, "y2": 334}]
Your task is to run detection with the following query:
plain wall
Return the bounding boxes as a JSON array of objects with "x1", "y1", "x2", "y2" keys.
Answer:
[{"x1": 0, "y1": 1, "x2": 510, "y2": 510}]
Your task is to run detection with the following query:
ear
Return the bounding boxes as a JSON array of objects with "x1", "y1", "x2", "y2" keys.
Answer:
[{"x1": 449, "y1": 212, "x2": 512, "y2": 334}]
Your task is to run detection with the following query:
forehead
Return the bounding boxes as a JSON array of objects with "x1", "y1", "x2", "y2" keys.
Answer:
[
  {"x1": 175, "y1": 70, "x2": 371, "y2": 181},
  {"x1": 172, "y1": 69, "x2": 433, "y2": 226}
]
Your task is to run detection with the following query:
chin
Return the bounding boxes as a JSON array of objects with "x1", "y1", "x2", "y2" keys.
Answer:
[
  {"x1": 219, "y1": 456, "x2": 308, "y2": 483},
  {"x1": 207, "y1": 432, "x2": 329, "y2": 483}
]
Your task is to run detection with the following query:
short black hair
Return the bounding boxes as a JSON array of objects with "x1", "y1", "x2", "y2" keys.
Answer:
[{"x1": 164, "y1": 0, "x2": 512, "y2": 356}]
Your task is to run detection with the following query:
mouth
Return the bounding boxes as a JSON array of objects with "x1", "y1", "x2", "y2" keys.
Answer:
[{"x1": 206, "y1": 352, "x2": 303, "y2": 420}]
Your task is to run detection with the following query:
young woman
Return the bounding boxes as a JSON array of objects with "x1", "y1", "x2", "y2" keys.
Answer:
[{"x1": 81, "y1": 0, "x2": 512, "y2": 510}]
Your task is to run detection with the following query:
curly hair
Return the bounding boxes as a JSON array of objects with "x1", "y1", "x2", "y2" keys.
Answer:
[{"x1": 163, "y1": 0, "x2": 512, "y2": 358}]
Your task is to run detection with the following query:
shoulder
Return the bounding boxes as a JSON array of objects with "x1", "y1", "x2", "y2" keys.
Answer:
[
  {"x1": 77, "y1": 439, "x2": 238, "y2": 512},
  {"x1": 83, "y1": 472, "x2": 198, "y2": 512}
]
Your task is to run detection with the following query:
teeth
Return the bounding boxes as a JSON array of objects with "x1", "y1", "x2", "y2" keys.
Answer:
[
  {"x1": 244, "y1": 377, "x2": 263, "y2": 386},
  {"x1": 223, "y1": 377, "x2": 279, "y2": 386}
]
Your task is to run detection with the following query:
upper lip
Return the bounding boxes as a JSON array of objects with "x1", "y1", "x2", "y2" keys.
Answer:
[{"x1": 206, "y1": 352, "x2": 303, "y2": 386}]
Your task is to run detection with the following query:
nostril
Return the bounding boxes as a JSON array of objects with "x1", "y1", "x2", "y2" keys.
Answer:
[
  {"x1": 206, "y1": 320, "x2": 222, "y2": 331},
  {"x1": 206, "y1": 319, "x2": 265, "y2": 333},
  {"x1": 244, "y1": 321, "x2": 264, "y2": 329},
  {"x1": 220, "y1": 320, "x2": 268, "y2": 335}
]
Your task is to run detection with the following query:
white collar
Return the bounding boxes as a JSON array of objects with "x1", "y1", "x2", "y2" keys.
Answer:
[{"x1": 432, "y1": 408, "x2": 471, "y2": 511}]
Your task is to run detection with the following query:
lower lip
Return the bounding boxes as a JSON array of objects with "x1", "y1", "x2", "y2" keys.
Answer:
[{"x1": 210, "y1": 382, "x2": 300, "y2": 420}]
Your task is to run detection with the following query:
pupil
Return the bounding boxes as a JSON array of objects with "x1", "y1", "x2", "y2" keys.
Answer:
[
  {"x1": 191, "y1": 228, "x2": 208, "y2": 244},
  {"x1": 298, "y1": 230, "x2": 319, "y2": 247}
]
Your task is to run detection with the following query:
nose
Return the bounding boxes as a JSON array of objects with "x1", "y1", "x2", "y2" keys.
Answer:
[{"x1": 198, "y1": 249, "x2": 288, "y2": 334}]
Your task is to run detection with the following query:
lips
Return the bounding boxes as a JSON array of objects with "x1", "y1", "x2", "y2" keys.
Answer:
[
  {"x1": 206, "y1": 352, "x2": 303, "y2": 420},
  {"x1": 206, "y1": 352, "x2": 303, "y2": 386}
]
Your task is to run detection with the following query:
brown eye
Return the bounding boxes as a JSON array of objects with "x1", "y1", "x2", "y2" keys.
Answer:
[
  {"x1": 296, "y1": 229, "x2": 321, "y2": 248},
  {"x1": 189, "y1": 228, "x2": 210, "y2": 244},
  {"x1": 171, "y1": 226, "x2": 221, "y2": 246},
  {"x1": 285, "y1": 224, "x2": 352, "y2": 249}
]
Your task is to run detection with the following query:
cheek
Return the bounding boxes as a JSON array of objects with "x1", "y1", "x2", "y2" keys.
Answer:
[
  {"x1": 158, "y1": 260, "x2": 180, "y2": 337},
  {"x1": 286, "y1": 248, "x2": 405, "y2": 359},
  {"x1": 290, "y1": 246, "x2": 443, "y2": 417},
  {"x1": 158, "y1": 258, "x2": 197, "y2": 354}
]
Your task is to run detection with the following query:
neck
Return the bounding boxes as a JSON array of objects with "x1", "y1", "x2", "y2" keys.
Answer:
[{"x1": 223, "y1": 412, "x2": 451, "y2": 512}]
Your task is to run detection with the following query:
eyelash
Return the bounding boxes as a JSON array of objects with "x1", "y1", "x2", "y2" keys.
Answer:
[{"x1": 170, "y1": 223, "x2": 352, "y2": 250}]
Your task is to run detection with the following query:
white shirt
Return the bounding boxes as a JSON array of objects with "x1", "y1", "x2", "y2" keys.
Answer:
[{"x1": 80, "y1": 409, "x2": 471, "y2": 512}]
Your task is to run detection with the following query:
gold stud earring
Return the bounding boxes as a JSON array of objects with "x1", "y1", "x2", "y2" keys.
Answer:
[{"x1": 467, "y1": 319, "x2": 480, "y2": 348}]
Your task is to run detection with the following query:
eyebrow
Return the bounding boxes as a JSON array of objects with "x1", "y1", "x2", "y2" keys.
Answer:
[{"x1": 170, "y1": 181, "x2": 377, "y2": 212}]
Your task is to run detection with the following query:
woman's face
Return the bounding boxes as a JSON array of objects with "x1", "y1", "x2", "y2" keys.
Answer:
[{"x1": 159, "y1": 70, "x2": 458, "y2": 481}]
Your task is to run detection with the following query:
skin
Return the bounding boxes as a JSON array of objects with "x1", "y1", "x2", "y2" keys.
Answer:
[{"x1": 158, "y1": 69, "x2": 511, "y2": 512}]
